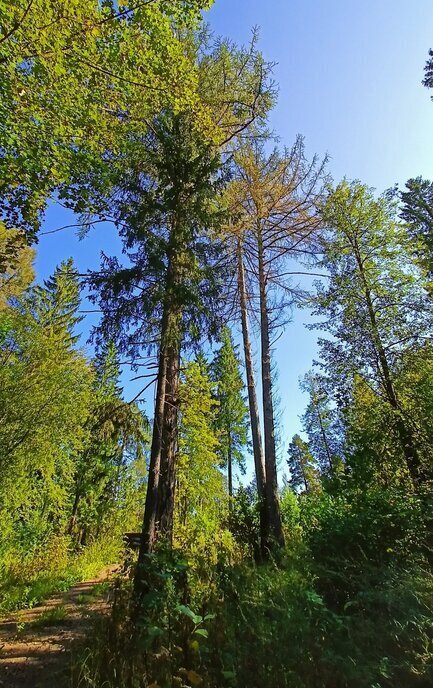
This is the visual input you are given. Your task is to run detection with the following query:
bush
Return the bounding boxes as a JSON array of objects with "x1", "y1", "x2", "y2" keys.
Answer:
[
  {"x1": 71, "y1": 482, "x2": 433, "y2": 688},
  {"x1": 0, "y1": 533, "x2": 122, "y2": 613}
]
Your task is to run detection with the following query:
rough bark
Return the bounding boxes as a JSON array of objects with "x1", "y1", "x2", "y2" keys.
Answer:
[
  {"x1": 134, "y1": 227, "x2": 185, "y2": 603},
  {"x1": 237, "y1": 239, "x2": 269, "y2": 553},
  {"x1": 257, "y1": 229, "x2": 285, "y2": 549},
  {"x1": 157, "y1": 334, "x2": 181, "y2": 544},
  {"x1": 237, "y1": 240, "x2": 266, "y2": 498},
  {"x1": 135, "y1": 330, "x2": 168, "y2": 584}
]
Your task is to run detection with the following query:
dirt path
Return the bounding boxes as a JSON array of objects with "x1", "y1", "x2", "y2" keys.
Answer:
[{"x1": 0, "y1": 566, "x2": 119, "y2": 688}]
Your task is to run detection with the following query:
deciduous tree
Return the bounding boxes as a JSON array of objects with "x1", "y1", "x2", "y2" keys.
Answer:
[{"x1": 314, "y1": 181, "x2": 433, "y2": 484}]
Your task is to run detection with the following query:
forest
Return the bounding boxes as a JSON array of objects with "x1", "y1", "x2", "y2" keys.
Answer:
[{"x1": 1, "y1": 1, "x2": 433, "y2": 687}]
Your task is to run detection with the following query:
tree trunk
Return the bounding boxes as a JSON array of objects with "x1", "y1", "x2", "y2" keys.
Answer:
[
  {"x1": 134, "y1": 332, "x2": 168, "y2": 597},
  {"x1": 68, "y1": 488, "x2": 81, "y2": 537},
  {"x1": 298, "y1": 446, "x2": 309, "y2": 493},
  {"x1": 315, "y1": 404, "x2": 334, "y2": 474},
  {"x1": 257, "y1": 229, "x2": 285, "y2": 549},
  {"x1": 134, "y1": 232, "x2": 184, "y2": 602},
  {"x1": 227, "y1": 431, "x2": 233, "y2": 499},
  {"x1": 354, "y1": 246, "x2": 423, "y2": 484},
  {"x1": 157, "y1": 332, "x2": 181, "y2": 544},
  {"x1": 237, "y1": 239, "x2": 268, "y2": 554}
]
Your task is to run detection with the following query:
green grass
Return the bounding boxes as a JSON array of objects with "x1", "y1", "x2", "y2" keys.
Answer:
[
  {"x1": 0, "y1": 572, "x2": 78, "y2": 613},
  {"x1": 91, "y1": 581, "x2": 110, "y2": 597},
  {"x1": 31, "y1": 604, "x2": 68, "y2": 628},
  {"x1": 75, "y1": 582, "x2": 111, "y2": 606},
  {"x1": 0, "y1": 535, "x2": 121, "y2": 613},
  {"x1": 76, "y1": 593, "x2": 95, "y2": 605}
]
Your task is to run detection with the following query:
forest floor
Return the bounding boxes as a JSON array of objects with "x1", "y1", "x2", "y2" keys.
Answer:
[{"x1": 0, "y1": 565, "x2": 118, "y2": 688}]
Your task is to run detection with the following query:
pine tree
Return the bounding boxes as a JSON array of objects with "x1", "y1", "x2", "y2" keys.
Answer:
[
  {"x1": 0, "y1": 258, "x2": 92, "y2": 554},
  {"x1": 400, "y1": 177, "x2": 433, "y2": 282},
  {"x1": 286, "y1": 434, "x2": 318, "y2": 493},
  {"x1": 300, "y1": 372, "x2": 343, "y2": 476},
  {"x1": 212, "y1": 327, "x2": 249, "y2": 498},
  {"x1": 69, "y1": 342, "x2": 148, "y2": 545},
  {"x1": 175, "y1": 356, "x2": 228, "y2": 556}
]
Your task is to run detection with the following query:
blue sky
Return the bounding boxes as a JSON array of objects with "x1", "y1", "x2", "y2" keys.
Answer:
[{"x1": 36, "y1": 0, "x2": 433, "y2": 474}]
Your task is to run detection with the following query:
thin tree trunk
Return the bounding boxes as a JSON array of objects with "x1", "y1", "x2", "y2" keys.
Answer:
[
  {"x1": 227, "y1": 431, "x2": 233, "y2": 499},
  {"x1": 237, "y1": 240, "x2": 266, "y2": 497},
  {"x1": 314, "y1": 402, "x2": 334, "y2": 474},
  {"x1": 68, "y1": 489, "x2": 81, "y2": 536},
  {"x1": 257, "y1": 229, "x2": 285, "y2": 549},
  {"x1": 237, "y1": 239, "x2": 268, "y2": 553},
  {"x1": 298, "y1": 446, "x2": 309, "y2": 493}
]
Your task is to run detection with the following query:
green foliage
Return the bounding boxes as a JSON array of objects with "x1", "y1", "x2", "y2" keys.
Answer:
[
  {"x1": 400, "y1": 176, "x2": 433, "y2": 281},
  {"x1": 315, "y1": 181, "x2": 430, "y2": 394},
  {"x1": 0, "y1": 259, "x2": 92, "y2": 559},
  {"x1": 0, "y1": 252, "x2": 148, "y2": 612},
  {"x1": 30, "y1": 604, "x2": 68, "y2": 628},
  {"x1": 0, "y1": 532, "x2": 120, "y2": 613},
  {"x1": 211, "y1": 326, "x2": 249, "y2": 493},
  {"x1": 2, "y1": 13, "x2": 433, "y2": 688},
  {"x1": 0, "y1": 0, "x2": 216, "y2": 238},
  {"x1": 311, "y1": 181, "x2": 433, "y2": 482},
  {"x1": 0, "y1": 222, "x2": 34, "y2": 308},
  {"x1": 74, "y1": 548, "x2": 218, "y2": 688},
  {"x1": 175, "y1": 357, "x2": 234, "y2": 569},
  {"x1": 69, "y1": 341, "x2": 149, "y2": 547},
  {"x1": 279, "y1": 484, "x2": 302, "y2": 533},
  {"x1": 228, "y1": 485, "x2": 262, "y2": 560},
  {"x1": 75, "y1": 517, "x2": 433, "y2": 688},
  {"x1": 300, "y1": 371, "x2": 344, "y2": 476},
  {"x1": 87, "y1": 111, "x2": 226, "y2": 361},
  {"x1": 287, "y1": 434, "x2": 319, "y2": 493}
]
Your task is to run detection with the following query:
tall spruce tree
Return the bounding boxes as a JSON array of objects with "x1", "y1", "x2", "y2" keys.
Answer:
[
  {"x1": 0, "y1": 259, "x2": 92, "y2": 554},
  {"x1": 175, "y1": 357, "x2": 228, "y2": 556},
  {"x1": 286, "y1": 434, "x2": 318, "y2": 493},
  {"x1": 400, "y1": 177, "x2": 433, "y2": 282},
  {"x1": 85, "y1": 112, "x2": 225, "y2": 596},
  {"x1": 212, "y1": 327, "x2": 249, "y2": 498}
]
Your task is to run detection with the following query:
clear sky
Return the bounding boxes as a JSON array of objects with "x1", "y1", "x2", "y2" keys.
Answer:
[{"x1": 35, "y1": 1, "x2": 433, "y2": 474}]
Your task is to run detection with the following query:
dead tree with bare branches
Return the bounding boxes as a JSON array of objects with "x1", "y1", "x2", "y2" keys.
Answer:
[{"x1": 226, "y1": 138, "x2": 327, "y2": 550}]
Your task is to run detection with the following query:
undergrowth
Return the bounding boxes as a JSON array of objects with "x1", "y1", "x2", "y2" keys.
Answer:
[
  {"x1": 70, "y1": 486, "x2": 433, "y2": 688},
  {"x1": 0, "y1": 534, "x2": 122, "y2": 613}
]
